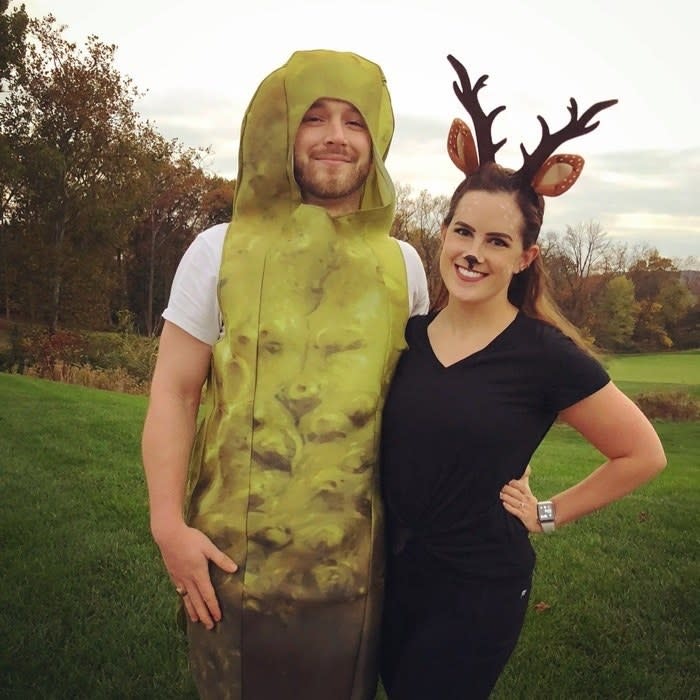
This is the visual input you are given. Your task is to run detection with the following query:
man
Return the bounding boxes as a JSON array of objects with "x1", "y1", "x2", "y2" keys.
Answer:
[{"x1": 142, "y1": 50, "x2": 428, "y2": 700}]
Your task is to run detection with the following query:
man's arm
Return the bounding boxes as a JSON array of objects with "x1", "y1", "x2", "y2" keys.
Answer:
[
  {"x1": 397, "y1": 239, "x2": 430, "y2": 316},
  {"x1": 142, "y1": 321, "x2": 237, "y2": 629}
]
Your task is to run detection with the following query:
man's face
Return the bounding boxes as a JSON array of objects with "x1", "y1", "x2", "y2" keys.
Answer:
[{"x1": 293, "y1": 98, "x2": 373, "y2": 216}]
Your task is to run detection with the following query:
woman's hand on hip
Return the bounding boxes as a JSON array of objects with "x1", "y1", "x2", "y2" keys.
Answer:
[{"x1": 500, "y1": 468, "x2": 541, "y2": 533}]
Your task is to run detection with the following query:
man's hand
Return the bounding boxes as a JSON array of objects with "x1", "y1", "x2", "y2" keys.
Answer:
[{"x1": 155, "y1": 523, "x2": 238, "y2": 630}]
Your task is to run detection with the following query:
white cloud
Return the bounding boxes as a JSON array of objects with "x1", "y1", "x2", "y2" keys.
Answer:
[{"x1": 611, "y1": 213, "x2": 700, "y2": 235}]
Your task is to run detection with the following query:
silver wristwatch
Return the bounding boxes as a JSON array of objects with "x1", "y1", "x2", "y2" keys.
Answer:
[{"x1": 537, "y1": 500, "x2": 556, "y2": 533}]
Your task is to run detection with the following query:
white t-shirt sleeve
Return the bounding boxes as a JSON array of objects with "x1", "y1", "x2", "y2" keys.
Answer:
[
  {"x1": 161, "y1": 223, "x2": 227, "y2": 346},
  {"x1": 163, "y1": 227, "x2": 429, "y2": 345},
  {"x1": 397, "y1": 239, "x2": 430, "y2": 316}
]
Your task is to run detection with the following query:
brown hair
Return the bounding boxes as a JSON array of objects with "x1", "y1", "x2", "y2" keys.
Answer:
[{"x1": 432, "y1": 163, "x2": 594, "y2": 354}]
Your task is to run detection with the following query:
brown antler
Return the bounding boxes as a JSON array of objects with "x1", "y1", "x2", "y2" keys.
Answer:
[
  {"x1": 517, "y1": 97, "x2": 618, "y2": 184},
  {"x1": 447, "y1": 54, "x2": 506, "y2": 165}
]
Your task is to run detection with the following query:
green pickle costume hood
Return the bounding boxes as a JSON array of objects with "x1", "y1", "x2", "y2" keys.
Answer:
[{"x1": 185, "y1": 50, "x2": 410, "y2": 699}]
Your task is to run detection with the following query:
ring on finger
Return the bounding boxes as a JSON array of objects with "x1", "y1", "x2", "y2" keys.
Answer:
[{"x1": 175, "y1": 586, "x2": 188, "y2": 597}]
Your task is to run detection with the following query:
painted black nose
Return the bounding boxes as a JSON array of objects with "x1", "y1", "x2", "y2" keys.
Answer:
[{"x1": 465, "y1": 255, "x2": 480, "y2": 268}]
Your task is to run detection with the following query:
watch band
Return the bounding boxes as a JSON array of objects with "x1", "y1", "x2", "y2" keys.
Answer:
[{"x1": 540, "y1": 518, "x2": 556, "y2": 533}]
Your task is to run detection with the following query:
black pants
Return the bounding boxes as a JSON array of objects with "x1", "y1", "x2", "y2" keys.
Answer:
[{"x1": 380, "y1": 568, "x2": 531, "y2": 700}]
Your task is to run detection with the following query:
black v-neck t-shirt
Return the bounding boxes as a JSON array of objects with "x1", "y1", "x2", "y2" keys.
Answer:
[{"x1": 380, "y1": 311, "x2": 610, "y2": 581}]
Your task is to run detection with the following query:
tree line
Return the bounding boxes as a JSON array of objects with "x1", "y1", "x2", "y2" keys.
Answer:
[
  {"x1": 1, "y1": 5, "x2": 697, "y2": 351},
  {"x1": 393, "y1": 187, "x2": 699, "y2": 351},
  {"x1": 1, "y1": 8, "x2": 234, "y2": 335}
]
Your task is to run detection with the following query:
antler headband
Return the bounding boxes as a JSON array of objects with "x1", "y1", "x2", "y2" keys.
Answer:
[{"x1": 446, "y1": 54, "x2": 618, "y2": 196}]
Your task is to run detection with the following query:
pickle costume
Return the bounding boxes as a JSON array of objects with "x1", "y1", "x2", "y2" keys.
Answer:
[{"x1": 184, "y1": 50, "x2": 410, "y2": 699}]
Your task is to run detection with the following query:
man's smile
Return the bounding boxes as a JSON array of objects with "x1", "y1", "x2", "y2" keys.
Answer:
[{"x1": 313, "y1": 152, "x2": 353, "y2": 163}]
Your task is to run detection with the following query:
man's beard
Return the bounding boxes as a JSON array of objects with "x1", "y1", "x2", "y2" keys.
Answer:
[{"x1": 294, "y1": 158, "x2": 371, "y2": 203}]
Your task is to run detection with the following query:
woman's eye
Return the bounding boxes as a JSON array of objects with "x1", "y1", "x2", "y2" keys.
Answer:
[
  {"x1": 490, "y1": 238, "x2": 508, "y2": 247},
  {"x1": 347, "y1": 119, "x2": 366, "y2": 129},
  {"x1": 454, "y1": 228, "x2": 472, "y2": 237}
]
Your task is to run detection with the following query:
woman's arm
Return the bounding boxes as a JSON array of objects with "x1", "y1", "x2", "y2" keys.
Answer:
[
  {"x1": 500, "y1": 382, "x2": 666, "y2": 532},
  {"x1": 142, "y1": 321, "x2": 237, "y2": 628}
]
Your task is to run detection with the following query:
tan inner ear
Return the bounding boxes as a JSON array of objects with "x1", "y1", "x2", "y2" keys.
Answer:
[
  {"x1": 532, "y1": 154, "x2": 584, "y2": 197},
  {"x1": 447, "y1": 118, "x2": 479, "y2": 175},
  {"x1": 539, "y1": 162, "x2": 573, "y2": 186}
]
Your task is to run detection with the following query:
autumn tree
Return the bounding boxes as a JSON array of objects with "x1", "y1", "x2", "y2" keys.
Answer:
[
  {"x1": 628, "y1": 249, "x2": 676, "y2": 299},
  {"x1": 632, "y1": 300, "x2": 670, "y2": 349},
  {"x1": 591, "y1": 275, "x2": 637, "y2": 350},
  {"x1": 0, "y1": 1, "x2": 29, "y2": 319},
  {"x1": 671, "y1": 302, "x2": 700, "y2": 349},
  {"x1": 626, "y1": 249, "x2": 695, "y2": 348},
  {"x1": 0, "y1": 10, "x2": 237, "y2": 333},
  {"x1": 0, "y1": 0, "x2": 28, "y2": 86},
  {"x1": 392, "y1": 184, "x2": 448, "y2": 303},
  {"x1": 656, "y1": 277, "x2": 696, "y2": 345},
  {"x1": 0, "y1": 15, "x2": 151, "y2": 328},
  {"x1": 540, "y1": 220, "x2": 612, "y2": 330},
  {"x1": 199, "y1": 175, "x2": 235, "y2": 229},
  {"x1": 126, "y1": 136, "x2": 225, "y2": 335},
  {"x1": 673, "y1": 254, "x2": 700, "y2": 272}
]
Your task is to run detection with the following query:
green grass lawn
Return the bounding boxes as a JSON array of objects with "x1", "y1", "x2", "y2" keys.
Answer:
[
  {"x1": 605, "y1": 349, "x2": 700, "y2": 398},
  {"x1": 1, "y1": 372, "x2": 698, "y2": 699},
  {"x1": 0, "y1": 374, "x2": 194, "y2": 698}
]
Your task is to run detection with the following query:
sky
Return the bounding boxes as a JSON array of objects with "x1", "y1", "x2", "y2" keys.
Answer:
[{"x1": 14, "y1": 0, "x2": 700, "y2": 262}]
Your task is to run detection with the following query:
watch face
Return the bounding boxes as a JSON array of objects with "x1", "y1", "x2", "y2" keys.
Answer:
[{"x1": 538, "y1": 503, "x2": 554, "y2": 520}]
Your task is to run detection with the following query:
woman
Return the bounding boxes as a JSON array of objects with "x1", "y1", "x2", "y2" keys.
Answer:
[{"x1": 378, "y1": 57, "x2": 666, "y2": 700}]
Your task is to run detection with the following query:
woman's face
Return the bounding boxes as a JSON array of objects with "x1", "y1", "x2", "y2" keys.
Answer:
[{"x1": 439, "y1": 190, "x2": 539, "y2": 308}]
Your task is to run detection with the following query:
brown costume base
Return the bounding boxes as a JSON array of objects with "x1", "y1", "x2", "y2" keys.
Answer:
[{"x1": 187, "y1": 585, "x2": 382, "y2": 699}]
